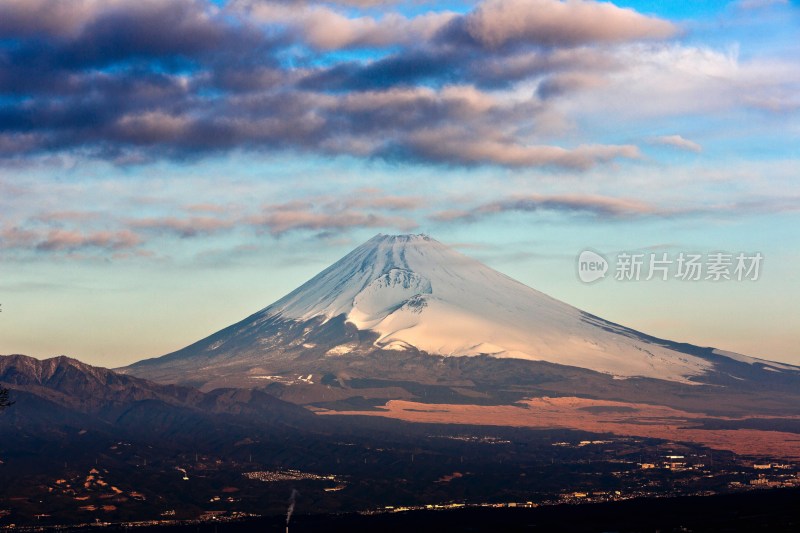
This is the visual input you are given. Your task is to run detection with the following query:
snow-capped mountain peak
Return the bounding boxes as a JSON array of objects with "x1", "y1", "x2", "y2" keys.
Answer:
[
  {"x1": 123, "y1": 233, "x2": 798, "y2": 390},
  {"x1": 253, "y1": 233, "x2": 713, "y2": 382}
]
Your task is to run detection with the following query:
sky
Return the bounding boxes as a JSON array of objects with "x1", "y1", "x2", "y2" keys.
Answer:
[{"x1": 0, "y1": 0, "x2": 798, "y2": 368}]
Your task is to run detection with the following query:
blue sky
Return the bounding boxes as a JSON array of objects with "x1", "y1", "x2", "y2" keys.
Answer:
[{"x1": 0, "y1": 0, "x2": 798, "y2": 366}]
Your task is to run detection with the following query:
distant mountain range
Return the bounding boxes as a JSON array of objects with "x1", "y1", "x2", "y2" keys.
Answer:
[{"x1": 0, "y1": 353, "x2": 314, "y2": 440}]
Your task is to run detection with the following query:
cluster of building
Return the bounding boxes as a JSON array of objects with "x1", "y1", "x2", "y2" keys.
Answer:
[
  {"x1": 429, "y1": 435, "x2": 512, "y2": 445},
  {"x1": 47, "y1": 468, "x2": 145, "y2": 509},
  {"x1": 737, "y1": 462, "x2": 800, "y2": 489},
  {"x1": 361, "y1": 451, "x2": 800, "y2": 517},
  {"x1": 363, "y1": 501, "x2": 542, "y2": 515},
  {"x1": 243, "y1": 469, "x2": 342, "y2": 484},
  {"x1": 552, "y1": 440, "x2": 614, "y2": 448}
]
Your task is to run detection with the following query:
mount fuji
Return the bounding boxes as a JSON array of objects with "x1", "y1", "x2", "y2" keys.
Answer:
[{"x1": 122, "y1": 234, "x2": 799, "y2": 415}]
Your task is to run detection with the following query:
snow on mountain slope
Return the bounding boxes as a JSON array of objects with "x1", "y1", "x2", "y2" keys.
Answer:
[
  {"x1": 258, "y1": 234, "x2": 715, "y2": 383},
  {"x1": 711, "y1": 349, "x2": 798, "y2": 371}
]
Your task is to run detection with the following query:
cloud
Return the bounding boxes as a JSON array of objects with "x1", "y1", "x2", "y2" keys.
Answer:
[
  {"x1": 235, "y1": 0, "x2": 463, "y2": 51},
  {"x1": 247, "y1": 193, "x2": 421, "y2": 236},
  {"x1": 0, "y1": 0, "x2": 105, "y2": 38},
  {"x1": 0, "y1": 0, "x2": 267, "y2": 70},
  {"x1": 131, "y1": 216, "x2": 236, "y2": 237},
  {"x1": 458, "y1": 0, "x2": 677, "y2": 48},
  {"x1": 716, "y1": 196, "x2": 800, "y2": 215},
  {"x1": 536, "y1": 72, "x2": 607, "y2": 99},
  {"x1": 115, "y1": 190, "x2": 425, "y2": 243},
  {"x1": 432, "y1": 193, "x2": 800, "y2": 225},
  {"x1": 129, "y1": 195, "x2": 426, "y2": 239},
  {"x1": 0, "y1": 0, "x2": 793, "y2": 172},
  {"x1": 559, "y1": 43, "x2": 800, "y2": 121},
  {"x1": 0, "y1": 185, "x2": 428, "y2": 258},
  {"x1": 432, "y1": 194, "x2": 664, "y2": 222},
  {"x1": 649, "y1": 135, "x2": 703, "y2": 153},
  {"x1": 185, "y1": 203, "x2": 233, "y2": 214},
  {"x1": 324, "y1": 190, "x2": 428, "y2": 211},
  {"x1": 40, "y1": 229, "x2": 142, "y2": 251},
  {"x1": 238, "y1": 0, "x2": 676, "y2": 52},
  {"x1": 0, "y1": 226, "x2": 40, "y2": 249},
  {"x1": 300, "y1": 9, "x2": 456, "y2": 50},
  {"x1": 34, "y1": 211, "x2": 104, "y2": 223},
  {"x1": 248, "y1": 210, "x2": 418, "y2": 236},
  {"x1": 404, "y1": 131, "x2": 640, "y2": 168},
  {"x1": 0, "y1": 227, "x2": 143, "y2": 252},
  {"x1": 735, "y1": 0, "x2": 788, "y2": 9}
]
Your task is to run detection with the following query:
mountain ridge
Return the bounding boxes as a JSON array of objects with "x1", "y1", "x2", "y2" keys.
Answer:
[{"x1": 0, "y1": 353, "x2": 314, "y2": 428}]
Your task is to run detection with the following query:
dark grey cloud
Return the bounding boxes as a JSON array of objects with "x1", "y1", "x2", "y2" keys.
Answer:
[
  {"x1": 297, "y1": 50, "x2": 461, "y2": 91},
  {"x1": 0, "y1": 0, "x2": 677, "y2": 168},
  {"x1": 536, "y1": 72, "x2": 607, "y2": 99},
  {"x1": 0, "y1": 0, "x2": 269, "y2": 69},
  {"x1": 295, "y1": 41, "x2": 619, "y2": 93}
]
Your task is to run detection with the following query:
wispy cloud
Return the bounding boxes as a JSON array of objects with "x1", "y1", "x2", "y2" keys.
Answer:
[
  {"x1": 130, "y1": 216, "x2": 237, "y2": 238},
  {"x1": 649, "y1": 135, "x2": 702, "y2": 153},
  {"x1": 0, "y1": 226, "x2": 142, "y2": 252},
  {"x1": 735, "y1": 0, "x2": 788, "y2": 10},
  {"x1": 247, "y1": 192, "x2": 422, "y2": 236},
  {"x1": 432, "y1": 194, "x2": 665, "y2": 222},
  {"x1": 432, "y1": 193, "x2": 800, "y2": 224},
  {"x1": 37, "y1": 229, "x2": 142, "y2": 252},
  {"x1": 406, "y1": 134, "x2": 640, "y2": 168},
  {"x1": 248, "y1": 210, "x2": 418, "y2": 236},
  {"x1": 0, "y1": 187, "x2": 427, "y2": 258}
]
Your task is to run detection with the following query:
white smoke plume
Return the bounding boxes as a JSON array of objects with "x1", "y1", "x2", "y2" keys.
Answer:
[{"x1": 286, "y1": 489, "x2": 299, "y2": 526}]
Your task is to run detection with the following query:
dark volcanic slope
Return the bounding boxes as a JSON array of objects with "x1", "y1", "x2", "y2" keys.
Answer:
[{"x1": 117, "y1": 311, "x2": 800, "y2": 420}]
